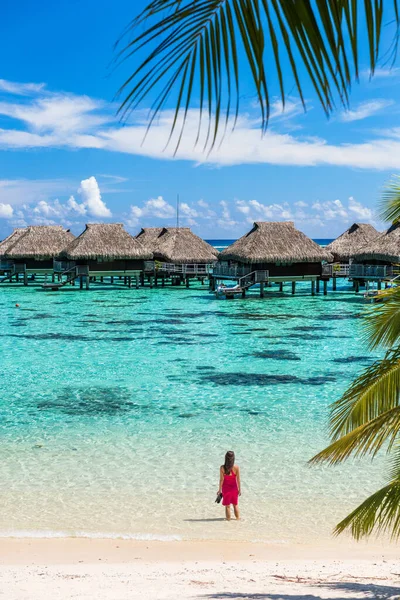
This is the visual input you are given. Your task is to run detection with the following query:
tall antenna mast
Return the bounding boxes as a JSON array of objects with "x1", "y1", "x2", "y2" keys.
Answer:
[{"x1": 176, "y1": 193, "x2": 180, "y2": 228}]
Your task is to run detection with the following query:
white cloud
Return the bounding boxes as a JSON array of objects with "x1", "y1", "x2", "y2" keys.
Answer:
[
  {"x1": 312, "y1": 199, "x2": 348, "y2": 220},
  {"x1": 362, "y1": 67, "x2": 400, "y2": 80},
  {"x1": 77, "y1": 176, "x2": 111, "y2": 218},
  {"x1": 235, "y1": 199, "x2": 292, "y2": 222},
  {"x1": 0, "y1": 203, "x2": 13, "y2": 218},
  {"x1": 67, "y1": 195, "x2": 86, "y2": 216},
  {"x1": 0, "y1": 95, "x2": 108, "y2": 135},
  {"x1": 294, "y1": 201, "x2": 308, "y2": 207},
  {"x1": 348, "y1": 196, "x2": 374, "y2": 220},
  {"x1": 218, "y1": 200, "x2": 237, "y2": 228},
  {"x1": 180, "y1": 202, "x2": 198, "y2": 218},
  {"x1": 2, "y1": 81, "x2": 400, "y2": 170},
  {"x1": 0, "y1": 79, "x2": 46, "y2": 96},
  {"x1": 339, "y1": 99, "x2": 394, "y2": 122}
]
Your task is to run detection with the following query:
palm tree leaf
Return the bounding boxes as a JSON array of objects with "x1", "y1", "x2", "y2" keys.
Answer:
[
  {"x1": 335, "y1": 449, "x2": 400, "y2": 539},
  {"x1": 115, "y1": 0, "x2": 400, "y2": 151},
  {"x1": 310, "y1": 405, "x2": 400, "y2": 465},
  {"x1": 364, "y1": 289, "x2": 400, "y2": 349},
  {"x1": 327, "y1": 349, "x2": 400, "y2": 439},
  {"x1": 380, "y1": 175, "x2": 400, "y2": 223}
]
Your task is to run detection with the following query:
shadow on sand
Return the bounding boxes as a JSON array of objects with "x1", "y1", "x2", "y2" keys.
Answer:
[
  {"x1": 184, "y1": 518, "x2": 226, "y2": 523},
  {"x1": 197, "y1": 582, "x2": 400, "y2": 599}
]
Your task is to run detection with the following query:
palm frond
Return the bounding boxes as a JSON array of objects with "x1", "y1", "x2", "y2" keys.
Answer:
[
  {"x1": 335, "y1": 449, "x2": 400, "y2": 539},
  {"x1": 310, "y1": 406, "x2": 400, "y2": 465},
  {"x1": 326, "y1": 349, "x2": 400, "y2": 440},
  {"x1": 115, "y1": 0, "x2": 399, "y2": 152},
  {"x1": 380, "y1": 175, "x2": 400, "y2": 223},
  {"x1": 364, "y1": 289, "x2": 400, "y2": 349}
]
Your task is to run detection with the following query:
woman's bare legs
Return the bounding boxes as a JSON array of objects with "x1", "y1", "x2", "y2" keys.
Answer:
[
  {"x1": 233, "y1": 505, "x2": 240, "y2": 520},
  {"x1": 225, "y1": 506, "x2": 231, "y2": 520}
]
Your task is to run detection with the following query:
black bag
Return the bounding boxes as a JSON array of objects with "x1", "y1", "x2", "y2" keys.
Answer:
[{"x1": 215, "y1": 492, "x2": 223, "y2": 504}]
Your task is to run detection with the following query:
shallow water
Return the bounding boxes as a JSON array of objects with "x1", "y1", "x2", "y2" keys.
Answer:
[{"x1": 0, "y1": 279, "x2": 384, "y2": 543}]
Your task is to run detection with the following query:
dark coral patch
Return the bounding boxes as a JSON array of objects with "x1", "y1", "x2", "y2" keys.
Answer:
[
  {"x1": 250, "y1": 350, "x2": 301, "y2": 361},
  {"x1": 200, "y1": 373, "x2": 335, "y2": 386},
  {"x1": 37, "y1": 386, "x2": 134, "y2": 415},
  {"x1": 333, "y1": 356, "x2": 374, "y2": 364}
]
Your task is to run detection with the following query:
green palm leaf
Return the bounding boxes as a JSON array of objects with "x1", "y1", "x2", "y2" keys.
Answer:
[
  {"x1": 326, "y1": 349, "x2": 400, "y2": 440},
  {"x1": 380, "y1": 175, "x2": 400, "y2": 223},
  {"x1": 335, "y1": 450, "x2": 400, "y2": 539},
  {"x1": 364, "y1": 289, "x2": 400, "y2": 350},
  {"x1": 115, "y1": 0, "x2": 399, "y2": 152},
  {"x1": 310, "y1": 405, "x2": 400, "y2": 465}
]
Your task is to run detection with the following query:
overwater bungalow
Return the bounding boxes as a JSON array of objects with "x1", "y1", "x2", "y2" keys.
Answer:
[
  {"x1": 212, "y1": 221, "x2": 333, "y2": 297},
  {"x1": 2, "y1": 225, "x2": 74, "y2": 285},
  {"x1": 350, "y1": 222, "x2": 400, "y2": 289},
  {"x1": 0, "y1": 228, "x2": 27, "y2": 280},
  {"x1": 137, "y1": 227, "x2": 219, "y2": 286},
  {"x1": 55, "y1": 223, "x2": 152, "y2": 289}
]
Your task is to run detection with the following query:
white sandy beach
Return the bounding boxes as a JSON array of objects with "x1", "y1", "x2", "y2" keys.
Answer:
[{"x1": 1, "y1": 538, "x2": 399, "y2": 600}]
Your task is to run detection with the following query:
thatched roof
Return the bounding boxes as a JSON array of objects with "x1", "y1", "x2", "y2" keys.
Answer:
[
  {"x1": 353, "y1": 222, "x2": 400, "y2": 263},
  {"x1": 152, "y1": 227, "x2": 219, "y2": 264},
  {"x1": 220, "y1": 221, "x2": 333, "y2": 263},
  {"x1": 0, "y1": 228, "x2": 27, "y2": 257},
  {"x1": 325, "y1": 223, "x2": 379, "y2": 262},
  {"x1": 5, "y1": 226, "x2": 75, "y2": 259},
  {"x1": 63, "y1": 223, "x2": 152, "y2": 260},
  {"x1": 135, "y1": 227, "x2": 164, "y2": 252}
]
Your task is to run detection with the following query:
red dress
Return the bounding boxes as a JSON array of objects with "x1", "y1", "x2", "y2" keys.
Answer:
[{"x1": 222, "y1": 469, "x2": 239, "y2": 506}]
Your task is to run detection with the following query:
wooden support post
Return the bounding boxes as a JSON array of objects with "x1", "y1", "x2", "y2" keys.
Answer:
[
  {"x1": 260, "y1": 282, "x2": 265, "y2": 298},
  {"x1": 80, "y1": 276, "x2": 83, "y2": 290},
  {"x1": 128, "y1": 276, "x2": 132, "y2": 289},
  {"x1": 385, "y1": 282, "x2": 389, "y2": 289},
  {"x1": 135, "y1": 275, "x2": 139, "y2": 289},
  {"x1": 241, "y1": 288, "x2": 246, "y2": 298},
  {"x1": 311, "y1": 280, "x2": 315, "y2": 296},
  {"x1": 86, "y1": 276, "x2": 90, "y2": 290},
  {"x1": 124, "y1": 276, "x2": 127, "y2": 285},
  {"x1": 333, "y1": 277, "x2": 337, "y2": 291},
  {"x1": 150, "y1": 276, "x2": 154, "y2": 289},
  {"x1": 378, "y1": 279, "x2": 382, "y2": 290},
  {"x1": 162, "y1": 277, "x2": 165, "y2": 287},
  {"x1": 140, "y1": 272, "x2": 144, "y2": 286},
  {"x1": 323, "y1": 280, "x2": 328, "y2": 295},
  {"x1": 111, "y1": 276, "x2": 114, "y2": 284},
  {"x1": 355, "y1": 279, "x2": 360, "y2": 293},
  {"x1": 316, "y1": 279, "x2": 320, "y2": 293},
  {"x1": 100, "y1": 276, "x2": 103, "y2": 282},
  {"x1": 186, "y1": 277, "x2": 190, "y2": 288},
  {"x1": 291, "y1": 281, "x2": 296, "y2": 295},
  {"x1": 24, "y1": 272, "x2": 28, "y2": 286},
  {"x1": 279, "y1": 282, "x2": 283, "y2": 292}
]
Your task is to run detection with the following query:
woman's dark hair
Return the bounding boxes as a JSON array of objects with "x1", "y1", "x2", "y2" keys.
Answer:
[{"x1": 223, "y1": 451, "x2": 235, "y2": 474}]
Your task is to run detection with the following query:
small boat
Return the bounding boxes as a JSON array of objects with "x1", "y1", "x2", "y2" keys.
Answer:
[{"x1": 215, "y1": 283, "x2": 242, "y2": 298}]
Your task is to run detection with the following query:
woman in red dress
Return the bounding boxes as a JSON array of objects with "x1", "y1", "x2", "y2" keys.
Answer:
[{"x1": 218, "y1": 450, "x2": 241, "y2": 520}]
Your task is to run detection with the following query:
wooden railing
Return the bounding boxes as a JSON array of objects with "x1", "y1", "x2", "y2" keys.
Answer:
[
  {"x1": 144, "y1": 261, "x2": 212, "y2": 275},
  {"x1": 349, "y1": 264, "x2": 394, "y2": 279},
  {"x1": 322, "y1": 263, "x2": 350, "y2": 277},
  {"x1": 0, "y1": 260, "x2": 14, "y2": 271},
  {"x1": 212, "y1": 264, "x2": 253, "y2": 278},
  {"x1": 54, "y1": 260, "x2": 76, "y2": 273},
  {"x1": 239, "y1": 270, "x2": 269, "y2": 288}
]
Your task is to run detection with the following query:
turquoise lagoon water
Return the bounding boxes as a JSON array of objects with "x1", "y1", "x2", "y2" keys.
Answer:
[{"x1": 0, "y1": 279, "x2": 385, "y2": 543}]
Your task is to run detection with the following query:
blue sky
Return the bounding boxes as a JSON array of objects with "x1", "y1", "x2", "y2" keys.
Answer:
[{"x1": 1, "y1": 1, "x2": 400, "y2": 240}]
